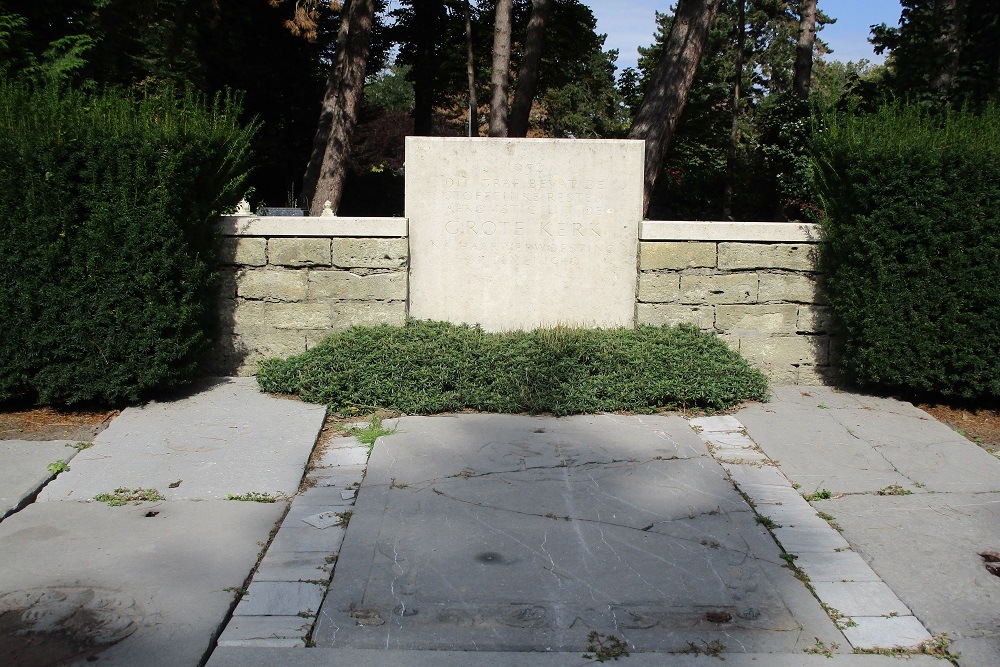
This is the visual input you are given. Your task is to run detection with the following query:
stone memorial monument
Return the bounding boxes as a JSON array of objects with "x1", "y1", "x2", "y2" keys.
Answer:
[{"x1": 405, "y1": 137, "x2": 644, "y2": 331}]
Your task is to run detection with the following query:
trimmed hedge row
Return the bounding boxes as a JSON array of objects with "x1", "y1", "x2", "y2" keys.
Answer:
[
  {"x1": 256, "y1": 320, "x2": 769, "y2": 415},
  {"x1": 0, "y1": 83, "x2": 256, "y2": 405},
  {"x1": 812, "y1": 104, "x2": 1000, "y2": 399}
]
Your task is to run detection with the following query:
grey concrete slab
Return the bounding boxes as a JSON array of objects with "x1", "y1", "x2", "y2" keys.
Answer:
[
  {"x1": 268, "y1": 524, "x2": 347, "y2": 554},
  {"x1": 821, "y1": 492, "x2": 1000, "y2": 665},
  {"x1": 216, "y1": 616, "x2": 311, "y2": 645},
  {"x1": 0, "y1": 440, "x2": 78, "y2": 518},
  {"x1": 313, "y1": 415, "x2": 843, "y2": 654},
  {"x1": 294, "y1": 485, "x2": 360, "y2": 507},
  {"x1": 207, "y1": 646, "x2": 945, "y2": 667},
  {"x1": 842, "y1": 615, "x2": 933, "y2": 649},
  {"x1": 306, "y1": 464, "x2": 366, "y2": 489},
  {"x1": 737, "y1": 388, "x2": 1000, "y2": 494},
  {"x1": 254, "y1": 552, "x2": 333, "y2": 582},
  {"x1": 38, "y1": 378, "x2": 325, "y2": 502},
  {"x1": 810, "y1": 582, "x2": 910, "y2": 618},
  {"x1": 794, "y1": 550, "x2": 883, "y2": 583},
  {"x1": 316, "y1": 446, "x2": 369, "y2": 468},
  {"x1": 234, "y1": 581, "x2": 325, "y2": 617},
  {"x1": 0, "y1": 499, "x2": 283, "y2": 667}
]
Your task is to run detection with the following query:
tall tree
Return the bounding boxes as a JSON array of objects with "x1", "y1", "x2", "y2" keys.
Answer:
[
  {"x1": 463, "y1": 0, "x2": 479, "y2": 135},
  {"x1": 299, "y1": 0, "x2": 376, "y2": 214},
  {"x1": 793, "y1": 0, "x2": 818, "y2": 99},
  {"x1": 488, "y1": 0, "x2": 512, "y2": 136},
  {"x1": 723, "y1": 0, "x2": 746, "y2": 218},
  {"x1": 508, "y1": 0, "x2": 552, "y2": 137},
  {"x1": 628, "y1": 0, "x2": 723, "y2": 215}
]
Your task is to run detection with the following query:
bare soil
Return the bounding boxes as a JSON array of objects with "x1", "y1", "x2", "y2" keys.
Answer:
[{"x1": 0, "y1": 406, "x2": 117, "y2": 442}]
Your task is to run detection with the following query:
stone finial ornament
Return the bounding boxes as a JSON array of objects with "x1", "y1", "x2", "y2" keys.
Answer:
[
  {"x1": 322, "y1": 200, "x2": 335, "y2": 217},
  {"x1": 234, "y1": 198, "x2": 251, "y2": 216}
]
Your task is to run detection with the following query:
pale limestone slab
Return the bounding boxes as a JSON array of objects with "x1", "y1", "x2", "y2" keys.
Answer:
[
  {"x1": 680, "y1": 273, "x2": 758, "y2": 305},
  {"x1": 637, "y1": 273, "x2": 681, "y2": 302},
  {"x1": 268, "y1": 524, "x2": 348, "y2": 553},
  {"x1": 308, "y1": 271, "x2": 405, "y2": 301},
  {"x1": 331, "y1": 237, "x2": 408, "y2": 269},
  {"x1": 842, "y1": 615, "x2": 932, "y2": 649},
  {"x1": 703, "y1": 432, "x2": 758, "y2": 450},
  {"x1": 772, "y1": 521, "x2": 851, "y2": 553},
  {"x1": 718, "y1": 242, "x2": 816, "y2": 271},
  {"x1": 253, "y1": 552, "x2": 333, "y2": 582},
  {"x1": 406, "y1": 137, "x2": 643, "y2": 331},
  {"x1": 221, "y1": 216, "x2": 407, "y2": 238},
  {"x1": 689, "y1": 415, "x2": 744, "y2": 433},
  {"x1": 636, "y1": 303, "x2": 714, "y2": 329},
  {"x1": 639, "y1": 241, "x2": 717, "y2": 269},
  {"x1": 221, "y1": 237, "x2": 266, "y2": 266},
  {"x1": 217, "y1": 638, "x2": 305, "y2": 648},
  {"x1": 317, "y1": 447, "x2": 369, "y2": 468},
  {"x1": 234, "y1": 582, "x2": 325, "y2": 616},
  {"x1": 810, "y1": 581, "x2": 910, "y2": 617},
  {"x1": 268, "y1": 238, "x2": 331, "y2": 267},
  {"x1": 301, "y1": 511, "x2": 347, "y2": 530},
  {"x1": 640, "y1": 220, "x2": 822, "y2": 242}
]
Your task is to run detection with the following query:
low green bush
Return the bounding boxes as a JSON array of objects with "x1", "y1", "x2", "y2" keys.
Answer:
[
  {"x1": 257, "y1": 320, "x2": 769, "y2": 415},
  {"x1": 0, "y1": 83, "x2": 256, "y2": 405},
  {"x1": 812, "y1": 104, "x2": 1000, "y2": 398}
]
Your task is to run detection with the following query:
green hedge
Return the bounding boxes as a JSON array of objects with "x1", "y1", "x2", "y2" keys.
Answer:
[
  {"x1": 0, "y1": 83, "x2": 255, "y2": 405},
  {"x1": 812, "y1": 104, "x2": 1000, "y2": 398},
  {"x1": 257, "y1": 320, "x2": 769, "y2": 415}
]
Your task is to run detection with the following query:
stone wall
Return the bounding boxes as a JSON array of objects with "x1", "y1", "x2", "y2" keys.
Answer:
[
  {"x1": 213, "y1": 216, "x2": 408, "y2": 375},
  {"x1": 636, "y1": 221, "x2": 832, "y2": 384}
]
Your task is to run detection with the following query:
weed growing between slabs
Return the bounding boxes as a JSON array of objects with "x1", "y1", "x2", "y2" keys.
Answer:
[{"x1": 257, "y1": 321, "x2": 768, "y2": 415}]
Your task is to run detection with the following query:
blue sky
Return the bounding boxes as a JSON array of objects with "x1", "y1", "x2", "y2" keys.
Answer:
[{"x1": 585, "y1": 1, "x2": 906, "y2": 72}]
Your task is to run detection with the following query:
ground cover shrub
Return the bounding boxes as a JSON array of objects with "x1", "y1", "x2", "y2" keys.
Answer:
[
  {"x1": 812, "y1": 104, "x2": 1000, "y2": 399},
  {"x1": 257, "y1": 320, "x2": 769, "y2": 415},
  {"x1": 0, "y1": 82, "x2": 255, "y2": 405}
]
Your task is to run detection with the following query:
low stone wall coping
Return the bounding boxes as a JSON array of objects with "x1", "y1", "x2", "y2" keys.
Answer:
[
  {"x1": 220, "y1": 216, "x2": 408, "y2": 238},
  {"x1": 640, "y1": 220, "x2": 823, "y2": 243}
]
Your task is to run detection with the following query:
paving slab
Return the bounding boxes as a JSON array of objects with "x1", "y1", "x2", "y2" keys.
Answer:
[
  {"x1": 253, "y1": 552, "x2": 334, "y2": 582},
  {"x1": 842, "y1": 615, "x2": 933, "y2": 649},
  {"x1": 207, "y1": 646, "x2": 944, "y2": 667},
  {"x1": 216, "y1": 616, "x2": 312, "y2": 646},
  {"x1": 234, "y1": 581, "x2": 325, "y2": 617},
  {"x1": 821, "y1": 492, "x2": 1000, "y2": 665},
  {"x1": 0, "y1": 440, "x2": 78, "y2": 518},
  {"x1": 736, "y1": 387, "x2": 1000, "y2": 494},
  {"x1": 312, "y1": 414, "x2": 842, "y2": 654},
  {"x1": 0, "y1": 499, "x2": 283, "y2": 667},
  {"x1": 38, "y1": 378, "x2": 325, "y2": 502},
  {"x1": 810, "y1": 582, "x2": 910, "y2": 618}
]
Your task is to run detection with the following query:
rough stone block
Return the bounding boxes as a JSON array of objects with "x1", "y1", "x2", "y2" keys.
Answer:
[
  {"x1": 636, "y1": 303, "x2": 713, "y2": 329},
  {"x1": 680, "y1": 273, "x2": 757, "y2": 304},
  {"x1": 221, "y1": 238, "x2": 266, "y2": 267},
  {"x1": 639, "y1": 242, "x2": 716, "y2": 270},
  {"x1": 268, "y1": 238, "x2": 331, "y2": 267},
  {"x1": 237, "y1": 269, "x2": 308, "y2": 302},
  {"x1": 331, "y1": 301, "x2": 406, "y2": 329},
  {"x1": 332, "y1": 237, "x2": 408, "y2": 269},
  {"x1": 722, "y1": 334, "x2": 829, "y2": 368},
  {"x1": 231, "y1": 301, "x2": 266, "y2": 336},
  {"x1": 718, "y1": 242, "x2": 816, "y2": 271},
  {"x1": 637, "y1": 273, "x2": 680, "y2": 303},
  {"x1": 758, "y1": 273, "x2": 823, "y2": 304},
  {"x1": 309, "y1": 271, "x2": 406, "y2": 301},
  {"x1": 715, "y1": 304, "x2": 798, "y2": 334},
  {"x1": 796, "y1": 364, "x2": 836, "y2": 385},
  {"x1": 796, "y1": 305, "x2": 833, "y2": 333},
  {"x1": 264, "y1": 303, "x2": 331, "y2": 330}
]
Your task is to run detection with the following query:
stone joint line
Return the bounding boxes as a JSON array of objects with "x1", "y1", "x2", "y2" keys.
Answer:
[{"x1": 688, "y1": 414, "x2": 935, "y2": 652}]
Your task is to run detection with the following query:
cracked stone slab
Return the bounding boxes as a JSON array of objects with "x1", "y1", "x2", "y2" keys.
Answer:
[
  {"x1": 217, "y1": 615, "x2": 312, "y2": 645},
  {"x1": 294, "y1": 485, "x2": 360, "y2": 506},
  {"x1": 38, "y1": 378, "x2": 325, "y2": 502},
  {"x1": 810, "y1": 582, "x2": 910, "y2": 618},
  {"x1": 794, "y1": 549, "x2": 883, "y2": 583},
  {"x1": 689, "y1": 415, "x2": 743, "y2": 433},
  {"x1": 842, "y1": 615, "x2": 933, "y2": 649},
  {"x1": 313, "y1": 414, "x2": 842, "y2": 653},
  {"x1": 0, "y1": 499, "x2": 283, "y2": 667},
  {"x1": 268, "y1": 524, "x2": 348, "y2": 554},
  {"x1": 316, "y1": 447, "x2": 369, "y2": 468},
  {"x1": 821, "y1": 492, "x2": 1000, "y2": 664},
  {"x1": 735, "y1": 388, "x2": 1000, "y2": 494},
  {"x1": 0, "y1": 440, "x2": 79, "y2": 518},
  {"x1": 234, "y1": 581, "x2": 325, "y2": 616},
  {"x1": 254, "y1": 552, "x2": 333, "y2": 582}
]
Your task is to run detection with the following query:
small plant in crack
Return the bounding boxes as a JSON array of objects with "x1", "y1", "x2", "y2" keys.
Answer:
[
  {"x1": 803, "y1": 483, "x2": 833, "y2": 501},
  {"x1": 816, "y1": 511, "x2": 843, "y2": 531},
  {"x1": 222, "y1": 586, "x2": 249, "y2": 595},
  {"x1": 755, "y1": 515, "x2": 780, "y2": 529},
  {"x1": 47, "y1": 459, "x2": 70, "y2": 475},
  {"x1": 877, "y1": 484, "x2": 912, "y2": 496},
  {"x1": 681, "y1": 639, "x2": 725, "y2": 658},
  {"x1": 582, "y1": 631, "x2": 630, "y2": 662},
  {"x1": 69, "y1": 441, "x2": 93, "y2": 451},
  {"x1": 335, "y1": 510, "x2": 353, "y2": 526},
  {"x1": 227, "y1": 491, "x2": 281, "y2": 503},
  {"x1": 803, "y1": 637, "x2": 840, "y2": 657},
  {"x1": 780, "y1": 553, "x2": 798, "y2": 564},
  {"x1": 94, "y1": 487, "x2": 165, "y2": 506},
  {"x1": 347, "y1": 415, "x2": 397, "y2": 454},
  {"x1": 821, "y1": 603, "x2": 857, "y2": 629},
  {"x1": 389, "y1": 477, "x2": 409, "y2": 489}
]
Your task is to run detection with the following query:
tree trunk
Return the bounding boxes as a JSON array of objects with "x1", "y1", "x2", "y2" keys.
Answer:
[
  {"x1": 723, "y1": 0, "x2": 746, "y2": 219},
  {"x1": 464, "y1": 0, "x2": 478, "y2": 136},
  {"x1": 793, "y1": 0, "x2": 818, "y2": 99},
  {"x1": 929, "y1": 0, "x2": 967, "y2": 97},
  {"x1": 488, "y1": 0, "x2": 513, "y2": 137},
  {"x1": 300, "y1": 0, "x2": 375, "y2": 215},
  {"x1": 627, "y1": 0, "x2": 722, "y2": 216},
  {"x1": 508, "y1": 0, "x2": 552, "y2": 138},
  {"x1": 412, "y1": 0, "x2": 442, "y2": 135}
]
